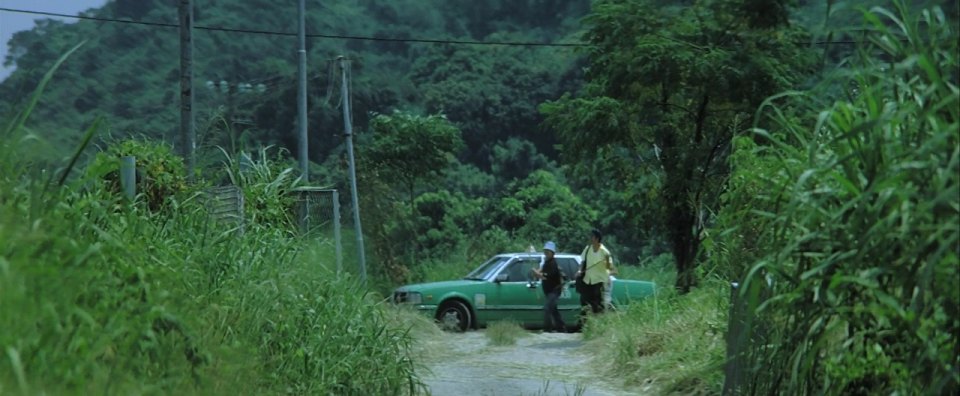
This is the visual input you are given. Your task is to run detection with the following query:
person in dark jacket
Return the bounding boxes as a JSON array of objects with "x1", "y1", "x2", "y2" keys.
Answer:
[{"x1": 533, "y1": 241, "x2": 566, "y2": 332}]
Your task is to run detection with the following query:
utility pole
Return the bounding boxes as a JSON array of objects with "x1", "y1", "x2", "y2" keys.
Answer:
[
  {"x1": 178, "y1": 0, "x2": 195, "y2": 179},
  {"x1": 339, "y1": 56, "x2": 367, "y2": 284},
  {"x1": 225, "y1": 79, "x2": 235, "y2": 151},
  {"x1": 297, "y1": 0, "x2": 309, "y2": 182}
]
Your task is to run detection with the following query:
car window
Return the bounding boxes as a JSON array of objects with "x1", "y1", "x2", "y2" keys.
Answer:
[
  {"x1": 503, "y1": 259, "x2": 538, "y2": 282},
  {"x1": 465, "y1": 256, "x2": 510, "y2": 280},
  {"x1": 557, "y1": 258, "x2": 578, "y2": 279}
]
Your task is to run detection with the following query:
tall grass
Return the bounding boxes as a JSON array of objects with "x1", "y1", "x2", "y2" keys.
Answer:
[
  {"x1": 717, "y1": 3, "x2": 958, "y2": 394},
  {"x1": 619, "y1": 252, "x2": 676, "y2": 287},
  {"x1": 531, "y1": 380, "x2": 587, "y2": 396},
  {"x1": 0, "y1": 47, "x2": 424, "y2": 395},
  {"x1": 583, "y1": 281, "x2": 728, "y2": 395},
  {"x1": 1, "y1": 190, "x2": 424, "y2": 394}
]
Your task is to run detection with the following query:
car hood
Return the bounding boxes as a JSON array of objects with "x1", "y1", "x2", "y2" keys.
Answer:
[{"x1": 395, "y1": 279, "x2": 486, "y2": 292}]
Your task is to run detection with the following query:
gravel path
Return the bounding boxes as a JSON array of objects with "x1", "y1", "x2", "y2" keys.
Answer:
[{"x1": 419, "y1": 331, "x2": 652, "y2": 396}]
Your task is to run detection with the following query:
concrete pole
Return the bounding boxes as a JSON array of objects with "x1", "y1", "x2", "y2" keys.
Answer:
[
  {"x1": 297, "y1": 0, "x2": 309, "y2": 182},
  {"x1": 333, "y1": 190, "x2": 343, "y2": 274},
  {"x1": 178, "y1": 0, "x2": 195, "y2": 180},
  {"x1": 340, "y1": 57, "x2": 367, "y2": 284},
  {"x1": 120, "y1": 156, "x2": 136, "y2": 200}
]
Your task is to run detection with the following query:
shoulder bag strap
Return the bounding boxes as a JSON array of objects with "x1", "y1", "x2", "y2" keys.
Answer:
[{"x1": 580, "y1": 245, "x2": 590, "y2": 271}]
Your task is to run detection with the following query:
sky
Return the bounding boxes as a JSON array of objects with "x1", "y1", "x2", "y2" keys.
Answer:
[{"x1": 0, "y1": 0, "x2": 108, "y2": 81}]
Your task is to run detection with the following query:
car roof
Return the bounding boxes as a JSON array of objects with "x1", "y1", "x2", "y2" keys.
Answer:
[{"x1": 498, "y1": 252, "x2": 580, "y2": 258}]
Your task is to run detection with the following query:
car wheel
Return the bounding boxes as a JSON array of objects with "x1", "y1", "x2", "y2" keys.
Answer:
[{"x1": 436, "y1": 300, "x2": 471, "y2": 332}]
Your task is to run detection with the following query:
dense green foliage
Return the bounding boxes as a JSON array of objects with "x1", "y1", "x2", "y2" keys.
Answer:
[
  {"x1": 87, "y1": 138, "x2": 189, "y2": 210},
  {"x1": 543, "y1": 0, "x2": 816, "y2": 291},
  {"x1": 365, "y1": 111, "x2": 465, "y2": 209},
  {"x1": 218, "y1": 146, "x2": 302, "y2": 229},
  {"x1": 0, "y1": 57, "x2": 422, "y2": 394},
  {"x1": 0, "y1": 0, "x2": 601, "y2": 284},
  {"x1": 710, "y1": 3, "x2": 959, "y2": 394},
  {"x1": 0, "y1": 0, "x2": 586, "y2": 169},
  {"x1": 355, "y1": 111, "x2": 595, "y2": 283},
  {"x1": 2, "y1": 1, "x2": 958, "y2": 394}
]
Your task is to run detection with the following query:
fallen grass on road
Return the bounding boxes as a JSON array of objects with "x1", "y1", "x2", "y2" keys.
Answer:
[{"x1": 485, "y1": 320, "x2": 529, "y2": 346}]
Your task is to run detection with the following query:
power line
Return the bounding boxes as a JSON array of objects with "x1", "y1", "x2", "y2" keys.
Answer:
[
  {"x1": 0, "y1": 6, "x2": 899, "y2": 47},
  {"x1": 0, "y1": 7, "x2": 587, "y2": 48}
]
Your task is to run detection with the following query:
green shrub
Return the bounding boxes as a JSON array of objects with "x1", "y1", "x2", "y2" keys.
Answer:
[
  {"x1": 218, "y1": 146, "x2": 300, "y2": 230},
  {"x1": 499, "y1": 170, "x2": 595, "y2": 254},
  {"x1": 717, "y1": 3, "x2": 959, "y2": 394},
  {"x1": 87, "y1": 138, "x2": 189, "y2": 210}
]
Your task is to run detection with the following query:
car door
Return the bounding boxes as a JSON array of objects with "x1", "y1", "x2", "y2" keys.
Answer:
[
  {"x1": 485, "y1": 257, "x2": 543, "y2": 325},
  {"x1": 555, "y1": 257, "x2": 582, "y2": 323}
]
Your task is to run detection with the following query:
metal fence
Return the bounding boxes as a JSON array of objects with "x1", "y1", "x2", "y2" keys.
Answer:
[
  {"x1": 291, "y1": 187, "x2": 343, "y2": 273},
  {"x1": 199, "y1": 185, "x2": 343, "y2": 273},
  {"x1": 204, "y1": 185, "x2": 245, "y2": 234},
  {"x1": 724, "y1": 282, "x2": 747, "y2": 395},
  {"x1": 724, "y1": 280, "x2": 776, "y2": 395}
]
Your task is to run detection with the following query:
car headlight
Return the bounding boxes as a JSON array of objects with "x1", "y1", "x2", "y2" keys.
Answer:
[{"x1": 393, "y1": 291, "x2": 422, "y2": 304}]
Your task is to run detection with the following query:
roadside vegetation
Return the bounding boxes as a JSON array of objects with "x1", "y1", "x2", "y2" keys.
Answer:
[
  {"x1": 716, "y1": 4, "x2": 958, "y2": 393},
  {"x1": 574, "y1": 2, "x2": 958, "y2": 395},
  {"x1": 0, "y1": 0, "x2": 956, "y2": 395},
  {"x1": 0, "y1": 54, "x2": 424, "y2": 395}
]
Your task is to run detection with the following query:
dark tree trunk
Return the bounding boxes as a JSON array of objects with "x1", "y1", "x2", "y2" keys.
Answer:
[
  {"x1": 665, "y1": 93, "x2": 710, "y2": 294},
  {"x1": 665, "y1": 173, "x2": 701, "y2": 294}
]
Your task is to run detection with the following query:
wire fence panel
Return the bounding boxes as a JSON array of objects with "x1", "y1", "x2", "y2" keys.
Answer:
[
  {"x1": 291, "y1": 187, "x2": 342, "y2": 273},
  {"x1": 724, "y1": 282, "x2": 746, "y2": 395},
  {"x1": 204, "y1": 185, "x2": 244, "y2": 234}
]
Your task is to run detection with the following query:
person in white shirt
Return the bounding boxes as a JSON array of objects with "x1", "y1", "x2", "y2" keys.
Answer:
[{"x1": 578, "y1": 229, "x2": 616, "y2": 316}]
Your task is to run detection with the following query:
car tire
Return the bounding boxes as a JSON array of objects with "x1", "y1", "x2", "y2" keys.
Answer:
[{"x1": 436, "y1": 300, "x2": 471, "y2": 332}]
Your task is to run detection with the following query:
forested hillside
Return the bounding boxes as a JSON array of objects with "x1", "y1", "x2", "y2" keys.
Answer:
[
  {"x1": 0, "y1": 0, "x2": 586, "y2": 166},
  {"x1": 6, "y1": 0, "x2": 950, "y2": 266},
  {"x1": 1, "y1": 1, "x2": 957, "y2": 393}
]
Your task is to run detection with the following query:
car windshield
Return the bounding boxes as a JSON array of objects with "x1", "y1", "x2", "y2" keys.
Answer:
[{"x1": 463, "y1": 256, "x2": 510, "y2": 280}]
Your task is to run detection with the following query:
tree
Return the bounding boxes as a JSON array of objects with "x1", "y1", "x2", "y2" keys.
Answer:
[
  {"x1": 506, "y1": 170, "x2": 595, "y2": 253},
  {"x1": 489, "y1": 137, "x2": 557, "y2": 184},
  {"x1": 409, "y1": 39, "x2": 578, "y2": 166},
  {"x1": 542, "y1": 0, "x2": 814, "y2": 292},
  {"x1": 364, "y1": 111, "x2": 464, "y2": 209},
  {"x1": 0, "y1": 0, "x2": 589, "y2": 167},
  {"x1": 357, "y1": 111, "x2": 463, "y2": 281}
]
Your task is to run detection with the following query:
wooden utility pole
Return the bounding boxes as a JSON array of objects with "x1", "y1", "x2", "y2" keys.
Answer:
[
  {"x1": 178, "y1": 0, "x2": 195, "y2": 178},
  {"x1": 339, "y1": 56, "x2": 366, "y2": 284}
]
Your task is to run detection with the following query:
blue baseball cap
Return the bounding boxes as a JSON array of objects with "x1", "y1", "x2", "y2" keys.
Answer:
[{"x1": 543, "y1": 241, "x2": 557, "y2": 253}]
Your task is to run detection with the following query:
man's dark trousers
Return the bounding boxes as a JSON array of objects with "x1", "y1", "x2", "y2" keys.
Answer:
[
  {"x1": 579, "y1": 282, "x2": 604, "y2": 320},
  {"x1": 544, "y1": 291, "x2": 565, "y2": 331}
]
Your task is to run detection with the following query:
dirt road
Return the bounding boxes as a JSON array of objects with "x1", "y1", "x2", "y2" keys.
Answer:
[{"x1": 419, "y1": 331, "x2": 651, "y2": 396}]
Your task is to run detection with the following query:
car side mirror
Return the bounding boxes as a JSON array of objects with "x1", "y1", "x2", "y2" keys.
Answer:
[{"x1": 495, "y1": 273, "x2": 509, "y2": 283}]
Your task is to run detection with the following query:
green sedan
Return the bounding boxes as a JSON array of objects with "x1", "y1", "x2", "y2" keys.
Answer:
[{"x1": 392, "y1": 252, "x2": 657, "y2": 331}]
